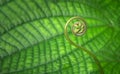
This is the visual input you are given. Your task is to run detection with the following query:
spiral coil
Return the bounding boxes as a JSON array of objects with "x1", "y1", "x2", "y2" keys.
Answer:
[{"x1": 64, "y1": 16, "x2": 104, "y2": 74}]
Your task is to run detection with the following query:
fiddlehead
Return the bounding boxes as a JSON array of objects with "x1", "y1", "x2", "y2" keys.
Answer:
[{"x1": 64, "y1": 16, "x2": 104, "y2": 74}]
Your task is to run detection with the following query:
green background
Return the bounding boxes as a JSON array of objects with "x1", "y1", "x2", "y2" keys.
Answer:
[{"x1": 0, "y1": 0, "x2": 120, "y2": 74}]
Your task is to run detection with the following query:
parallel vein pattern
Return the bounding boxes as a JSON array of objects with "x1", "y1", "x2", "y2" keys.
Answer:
[{"x1": 0, "y1": 0, "x2": 120, "y2": 74}]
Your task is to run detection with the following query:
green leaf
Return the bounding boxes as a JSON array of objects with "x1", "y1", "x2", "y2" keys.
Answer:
[{"x1": 0, "y1": 0, "x2": 120, "y2": 74}]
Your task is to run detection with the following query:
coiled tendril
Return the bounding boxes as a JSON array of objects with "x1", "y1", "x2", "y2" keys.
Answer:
[{"x1": 64, "y1": 16, "x2": 104, "y2": 74}]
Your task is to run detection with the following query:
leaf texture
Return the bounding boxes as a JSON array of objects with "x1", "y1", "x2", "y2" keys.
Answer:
[{"x1": 0, "y1": 0, "x2": 120, "y2": 74}]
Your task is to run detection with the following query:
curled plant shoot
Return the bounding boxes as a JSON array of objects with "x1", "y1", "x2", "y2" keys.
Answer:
[{"x1": 64, "y1": 16, "x2": 104, "y2": 74}]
